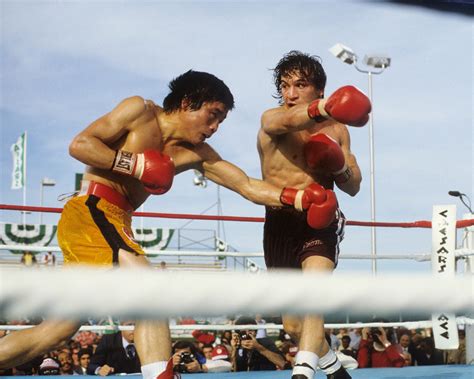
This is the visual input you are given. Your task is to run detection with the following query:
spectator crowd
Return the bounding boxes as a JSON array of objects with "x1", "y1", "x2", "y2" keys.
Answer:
[{"x1": 0, "y1": 315, "x2": 467, "y2": 376}]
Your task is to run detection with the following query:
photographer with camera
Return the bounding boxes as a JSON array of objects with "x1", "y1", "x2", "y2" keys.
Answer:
[
  {"x1": 171, "y1": 340, "x2": 232, "y2": 374},
  {"x1": 230, "y1": 316, "x2": 286, "y2": 372},
  {"x1": 357, "y1": 327, "x2": 404, "y2": 368},
  {"x1": 171, "y1": 341, "x2": 204, "y2": 374}
]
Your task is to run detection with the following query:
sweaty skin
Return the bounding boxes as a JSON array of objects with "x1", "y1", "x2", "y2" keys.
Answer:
[
  {"x1": 72, "y1": 97, "x2": 284, "y2": 209},
  {"x1": 0, "y1": 93, "x2": 286, "y2": 371},
  {"x1": 258, "y1": 71, "x2": 362, "y2": 368},
  {"x1": 258, "y1": 74, "x2": 361, "y2": 196}
]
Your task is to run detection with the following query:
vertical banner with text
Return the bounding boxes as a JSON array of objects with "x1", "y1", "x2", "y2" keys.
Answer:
[
  {"x1": 10, "y1": 132, "x2": 27, "y2": 190},
  {"x1": 431, "y1": 205, "x2": 459, "y2": 350}
]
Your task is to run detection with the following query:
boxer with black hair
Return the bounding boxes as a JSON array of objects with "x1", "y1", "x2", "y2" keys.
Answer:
[{"x1": 0, "y1": 69, "x2": 339, "y2": 379}]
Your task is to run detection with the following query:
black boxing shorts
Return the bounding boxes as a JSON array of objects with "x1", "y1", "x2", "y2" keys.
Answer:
[{"x1": 263, "y1": 206, "x2": 345, "y2": 269}]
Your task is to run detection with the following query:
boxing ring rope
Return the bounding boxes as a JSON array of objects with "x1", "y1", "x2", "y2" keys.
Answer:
[
  {"x1": 2, "y1": 318, "x2": 474, "y2": 332},
  {"x1": 0, "y1": 268, "x2": 472, "y2": 319},
  {"x1": 1, "y1": 204, "x2": 474, "y2": 228},
  {"x1": 1, "y1": 203, "x2": 473, "y2": 359},
  {"x1": 1, "y1": 244, "x2": 473, "y2": 262},
  {"x1": 2, "y1": 203, "x2": 473, "y2": 265}
]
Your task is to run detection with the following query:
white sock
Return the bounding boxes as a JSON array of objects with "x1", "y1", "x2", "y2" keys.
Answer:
[
  {"x1": 292, "y1": 351, "x2": 318, "y2": 379},
  {"x1": 319, "y1": 349, "x2": 342, "y2": 374},
  {"x1": 141, "y1": 361, "x2": 168, "y2": 379}
]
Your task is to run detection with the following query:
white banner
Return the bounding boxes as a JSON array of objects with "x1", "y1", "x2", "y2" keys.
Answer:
[
  {"x1": 432, "y1": 205, "x2": 456, "y2": 275},
  {"x1": 431, "y1": 205, "x2": 459, "y2": 349},
  {"x1": 10, "y1": 132, "x2": 26, "y2": 190}
]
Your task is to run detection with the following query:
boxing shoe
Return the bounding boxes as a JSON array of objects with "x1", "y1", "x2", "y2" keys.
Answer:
[
  {"x1": 336, "y1": 351, "x2": 358, "y2": 370},
  {"x1": 326, "y1": 366, "x2": 352, "y2": 379},
  {"x1": 156, "y1": 359, "x2": 180, "y2": 379},
  {"x1": 291, "y1": 362, "x2": 316, "y2": 379}
]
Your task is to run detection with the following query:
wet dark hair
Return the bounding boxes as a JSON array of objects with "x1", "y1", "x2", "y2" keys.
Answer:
[
  {"x1": 163, "y1": 70, "x2": 234, "y2": 113},
  {"x1": 273, "y1": 50, "x2": 327, "y2": 103}
]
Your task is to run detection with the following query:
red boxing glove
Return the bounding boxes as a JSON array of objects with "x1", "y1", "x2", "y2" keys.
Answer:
[
  {"x1": 307, "y1": 85, "x2": 371, "y2": 127},
  {"x1": 111, "y1": 149, "x2": 175, "y2": 195},
  {"x1": 304, "y1": 133, "x2": 345, "y2": 173},
  {"x1": 280, "y1": 183, "x2": 337, "y2": 229}
]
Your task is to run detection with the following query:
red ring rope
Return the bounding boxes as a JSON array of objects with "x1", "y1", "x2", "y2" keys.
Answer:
[{"x1": 0, "y1": 204, "x2": 473, "y2": 228}]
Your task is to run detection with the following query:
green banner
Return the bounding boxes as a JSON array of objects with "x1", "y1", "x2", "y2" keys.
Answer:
[
  {"x1": 0, "y1": 223, "x2": 174, "y2": 254},
  {"x1": 0, "y1": 223, "x2": 57, "y2": 254},
  {"x1": 133, "y1": 228, "x2": 174, "y2": 252}
]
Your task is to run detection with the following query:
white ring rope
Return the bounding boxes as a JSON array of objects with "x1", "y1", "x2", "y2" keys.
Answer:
[
  {"x1": 0, "y1": 268, "x2": 472, "y2": 319},
  {"x1": 1, "y1": 244, "x2": 473, "y2": 260},
  {"x1": 1, "y1": 318, "x2": 474, "y2": 332}
]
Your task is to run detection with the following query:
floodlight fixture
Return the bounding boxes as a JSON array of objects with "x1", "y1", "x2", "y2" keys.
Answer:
[
  {"x1": 193, "y1": 169, "x2": 208, "y2": 188},
  {"x1": 329, "y1": 42, "x2": 392, "y2": 275},
  {"x1": 329, "y1": 43, "x2": 357, "y2": 65},
  {"x1": 364, "y1": 55, "x2": 391, "y2": 69},
  {"x1": 41, "y1": 177, "x2": 56, "y2": 186}
]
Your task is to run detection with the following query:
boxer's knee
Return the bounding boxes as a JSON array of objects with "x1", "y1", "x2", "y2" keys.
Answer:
[{"x1": 301, "y1": 255, "x2": 334, "y2": 272}]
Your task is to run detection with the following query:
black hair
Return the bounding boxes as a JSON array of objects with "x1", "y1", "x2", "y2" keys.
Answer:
[
  {"x1": 273, "y1": 50, "x2": 327, "y2": 103},
  {"x1": 163, "y1": 70, "x2": 234, "y2": 113},
  {"x1": 421, "y1": 337, "x2": 435, "y2": 348},
  {"x1": 78, "y1": 348, "x2": 92, "y2": 359},
  {"x1": 172, "y1": 340, "x2": 200, "y2": 355}
]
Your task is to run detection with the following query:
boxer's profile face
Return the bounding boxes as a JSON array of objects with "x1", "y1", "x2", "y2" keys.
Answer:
[
  {"x1": 181, "y1": 101, "x2": 228, "y2": 145},
  {"x1": 280, "y1": 71, "x2": 323, "y2": 108}
]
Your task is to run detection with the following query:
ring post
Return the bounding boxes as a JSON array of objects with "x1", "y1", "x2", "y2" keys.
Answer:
[
  {"x1": 463, "y1": 212, "x2": 474, "y2": 364},
  {"x1": 431, "y1": 205, "x2": 459, "y2": 350}
]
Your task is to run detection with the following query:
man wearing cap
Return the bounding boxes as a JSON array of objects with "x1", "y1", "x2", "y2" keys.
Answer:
[
  {"x1": 203, "y1": 345, "x2": 232, "y2": 373},
  {"x1": 38, "y1": 358, "x2": 60, "y2": 376}
]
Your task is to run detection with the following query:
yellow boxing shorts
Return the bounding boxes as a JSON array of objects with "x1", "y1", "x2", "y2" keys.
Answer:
[{"x1": 57, "y1": 181, "x2": 145, "y2": 266}]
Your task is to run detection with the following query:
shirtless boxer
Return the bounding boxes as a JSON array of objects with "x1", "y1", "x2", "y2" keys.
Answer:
[
  {"x1": 0, "y1": 70, "x2": 336, "y2": 378},
  {"x1": 258, "y1": 51, "x2": 370, "y2": 379}
]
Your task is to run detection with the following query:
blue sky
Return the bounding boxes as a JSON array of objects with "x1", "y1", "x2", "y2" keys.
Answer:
[{"x1": 0, "y1": 1, "x2": 472, "y2": 273}]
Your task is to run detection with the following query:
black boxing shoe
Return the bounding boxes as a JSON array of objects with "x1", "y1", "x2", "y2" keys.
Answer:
[
  {"x1": 326, "y1": 366, "x2": 352, "y2": 379},
  {"x1": 292, "y1": 376, "x2": 310, "y2": 379}
]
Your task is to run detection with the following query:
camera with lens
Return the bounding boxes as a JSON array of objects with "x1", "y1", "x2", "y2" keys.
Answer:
[
  {"x1": 370, "y1": 327, "x2": 380, "y2": 336},
  {"x1": 239, "y1": 331, "x2": 252, "y2": 341},
  {"x1": 176, "y1": 352, "x2": 195, "y2": 373},
  {"x1": 370, "y1": 328, "x2": 382, "y2": 342}
]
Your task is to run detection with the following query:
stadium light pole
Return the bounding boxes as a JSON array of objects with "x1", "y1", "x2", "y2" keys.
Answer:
[
  {"x1": 329, "y1": 43, "x2": 391, "y2": 275},
  {"x1": 39, "y1": 177, "x2": 56, "y2": 224},
  {"x1": 192, "y1": 170, "x2": 226, "y2": 250}
]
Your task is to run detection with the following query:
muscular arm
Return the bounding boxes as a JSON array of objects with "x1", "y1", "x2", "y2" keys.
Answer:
[
  {"x1": 336, "y1": 126, "x2": 361, "y2": 196},
  {"x1": 202, "y1": 158, "x2": 283, "y2": 207},
  {"x1": 261, "y1": 105, "x2": 315, "y2": 135},
  {"x1": 68, "y1": 96, "x2": 148, "y2": 168}
]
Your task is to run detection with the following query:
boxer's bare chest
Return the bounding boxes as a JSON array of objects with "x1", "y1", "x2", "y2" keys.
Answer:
[{"x1": 259, "y1": 122, "x2": 339, "y2": 188}]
